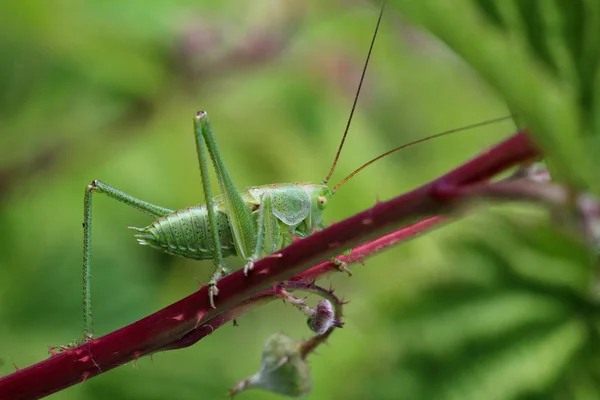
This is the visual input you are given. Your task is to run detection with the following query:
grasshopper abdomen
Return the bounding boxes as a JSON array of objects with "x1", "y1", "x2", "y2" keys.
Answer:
[{"x1": 132, "y1": 205, "x2": 237, "y2": 260}]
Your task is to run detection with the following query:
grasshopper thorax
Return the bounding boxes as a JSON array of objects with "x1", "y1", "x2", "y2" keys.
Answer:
[{"x1": 245, "y1": 182, "x2": 333, "y2": 231}]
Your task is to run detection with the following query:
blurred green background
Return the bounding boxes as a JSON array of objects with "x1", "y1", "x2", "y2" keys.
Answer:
[{"x1": 2, "y1": 1, "x2": 590, "y2": 399}]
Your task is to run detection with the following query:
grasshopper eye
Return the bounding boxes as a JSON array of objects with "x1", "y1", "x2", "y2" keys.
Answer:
[{"x1": 317, "y1": 196, "x2": 327, "y2": 210}]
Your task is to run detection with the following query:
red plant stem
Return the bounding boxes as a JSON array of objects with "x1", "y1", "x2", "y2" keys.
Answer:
[
  {"x1": 294, "y1": 215, "x2": 447, "y2": 282},
  {"x1": 0, "y1": 130, "x2": 538, "y2": 400},
  {"x1": 162, "y1": 216, "x2": 447, "y2": 352}
]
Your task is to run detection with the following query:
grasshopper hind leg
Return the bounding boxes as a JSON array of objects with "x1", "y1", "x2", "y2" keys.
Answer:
[{"x1": 77, "y1": 180, "x2": 174, "y2": 346}]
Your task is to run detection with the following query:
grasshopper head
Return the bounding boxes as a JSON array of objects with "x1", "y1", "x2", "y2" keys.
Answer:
[
  {"x1": 302, "y1": 184, "x2": 334, "y2": 230},
  {"x1": 305, "y1": 184, "x2": 333, "y2": 211}
]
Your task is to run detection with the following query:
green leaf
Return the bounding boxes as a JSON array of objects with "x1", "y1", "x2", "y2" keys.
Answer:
[
  {"x1": 387, "y1": 0, "x2": 600, "y2": 194},
  {"x1": 435, "y1": 319, "x2": 588, "y2": 400}
]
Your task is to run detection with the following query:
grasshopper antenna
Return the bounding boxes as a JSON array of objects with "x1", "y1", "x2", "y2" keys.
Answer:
[
  {"x1": 333, "y1": 115, "x2": 514, "y2": 191},
  {"x1": 323, "y1": 2, "x2": 385, "y2": 185}
]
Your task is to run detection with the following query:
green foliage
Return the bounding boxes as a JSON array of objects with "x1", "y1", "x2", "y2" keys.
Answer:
[
  {"x1": 1, "y1": 0, "x2": 599, "y2": 399},
  {"x1": 388, "y1": 0, "x2": 600, "y2": 193},
  {"x1": 351, "y1": 215, "x2": 598, "y2": 400}
]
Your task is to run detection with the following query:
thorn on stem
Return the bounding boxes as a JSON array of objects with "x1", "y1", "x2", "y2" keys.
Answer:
[
  {"x1": 77, "y1": 355, "x2": 91, "y2": 363},
  {"x1": 195, "y1": 311, "x2": 205, "y2": 329},
  {"x1": 172, "y1": 313, "x2": 185, "y2": 321},
  {"x1": 133, "y1": 351, "x2": 142, "y2": 367}
]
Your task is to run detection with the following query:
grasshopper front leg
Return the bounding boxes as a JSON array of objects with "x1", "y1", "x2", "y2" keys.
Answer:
[
  {"x1": 194, "y1": 111, "x2": 257, "y2": 307},
  {"x1": 243, "y1": 194, "x2": 280, "y2": 275}
]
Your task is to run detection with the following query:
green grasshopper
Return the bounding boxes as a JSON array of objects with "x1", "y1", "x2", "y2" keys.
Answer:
[{"x1": 78, "y1": 5, "x2": 510, "y2": 343}]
